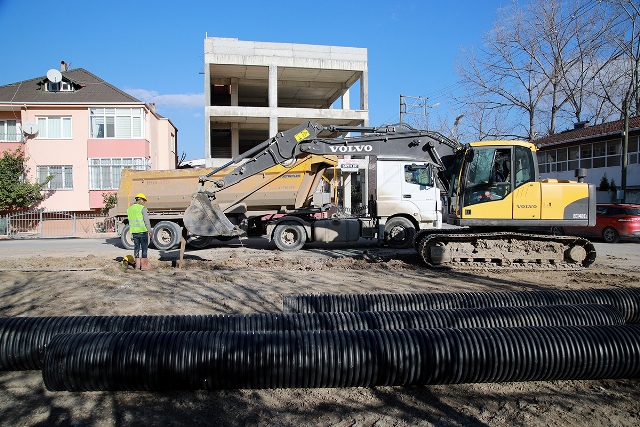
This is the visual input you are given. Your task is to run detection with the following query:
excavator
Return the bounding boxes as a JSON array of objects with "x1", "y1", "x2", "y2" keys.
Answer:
[{"x1": 184, "y1": 121, "x2": 596, "y2": 269}]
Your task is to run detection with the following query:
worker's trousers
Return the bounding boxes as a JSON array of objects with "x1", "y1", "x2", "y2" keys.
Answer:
[{"x1": 132, "y1": 232, "x2": 149, "y2": 258}]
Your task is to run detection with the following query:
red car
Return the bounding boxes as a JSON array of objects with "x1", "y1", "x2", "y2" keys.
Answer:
[{"x1": 559, "y1": 203, "x2": 640, "y2": 243}]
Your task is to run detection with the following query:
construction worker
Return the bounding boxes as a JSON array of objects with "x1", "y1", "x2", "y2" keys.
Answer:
[{"x1": 126, "y1": 193, "x2": 153, "y2": 270}]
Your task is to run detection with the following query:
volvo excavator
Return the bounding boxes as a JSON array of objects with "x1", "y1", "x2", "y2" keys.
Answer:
[{"x1": 183, "y1": 121, "x2": 596, "y2": 269}]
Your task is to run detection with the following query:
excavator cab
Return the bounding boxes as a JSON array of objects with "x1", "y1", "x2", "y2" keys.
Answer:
[{"x1": 447, "y1": 142, "x2": 539, "y2": 224}]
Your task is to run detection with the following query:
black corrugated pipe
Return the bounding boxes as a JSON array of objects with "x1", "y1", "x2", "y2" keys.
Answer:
[
  {"x1": 283, "y1": 288, "x2": 640, "y2": 322},
  {"x1": 43, "y1": 324, "x2": 640, "y2": 391},
  {"x1": 0, "y1": 304, "x2": 623, "y2": 371}
]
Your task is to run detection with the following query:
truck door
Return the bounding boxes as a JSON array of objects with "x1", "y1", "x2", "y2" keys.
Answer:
[
  {"x1": 376, "y1": 161, "x2": 440, "y2": 225},
  {"x1": 400, "y1": 163, "x2": 440, "y2": 225}
]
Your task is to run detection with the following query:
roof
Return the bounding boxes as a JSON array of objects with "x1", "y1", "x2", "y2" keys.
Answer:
[
  {"x1": 0, "y1": 68, "x2": 142, "y2": 104},
  {"x1": 534, "y1": 116, "x2": 640, "y2": 148}
]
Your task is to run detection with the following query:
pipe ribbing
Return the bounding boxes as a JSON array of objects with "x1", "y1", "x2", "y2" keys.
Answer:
[
  {"x1": 283, "y1": 288, "x2": 640, "y2": 322},
  {"x1": 42, "y1": 325, "x2": 640, "y2": 391},
  {"x1": 0, "y1": 304, "x2": 623, "y2": 371}
]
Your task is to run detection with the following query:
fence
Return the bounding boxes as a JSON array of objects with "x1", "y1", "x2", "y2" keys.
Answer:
[{"x1": 2, "y1": 211, "x2": 116, "y2": 239}]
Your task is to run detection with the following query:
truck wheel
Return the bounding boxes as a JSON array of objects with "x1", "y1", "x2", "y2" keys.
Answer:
[
  {"x1": 602, "y1": 227, "x2": 620, "y2": 243},
  {"x1": 186, "y1": 234, "x2": 215, "y2": 249},
  {"x1": 273, "y1": 222, "x2": 306, "y2": 251},
  {"x1": 384, "y1": 217, "x2": 416, "y2": 249},
  {"x1": 120, "y1": 224, "x2": 134, "y2": 250},
  {"x1": 152, "y1": 221, "x2": 182, "y2": 250}
]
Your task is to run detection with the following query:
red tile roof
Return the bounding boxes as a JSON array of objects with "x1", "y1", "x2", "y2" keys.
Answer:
[{"x1": 534, "y1": 116, "x2": 640, "y2": 148}]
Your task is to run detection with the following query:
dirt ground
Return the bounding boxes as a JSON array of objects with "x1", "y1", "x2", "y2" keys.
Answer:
[{"x1": 1, "y1": 239, "x2": 640, "y2": 427}]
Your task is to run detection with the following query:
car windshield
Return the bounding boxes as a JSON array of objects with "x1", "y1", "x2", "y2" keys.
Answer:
[{"x1": 625, "y1": 208, "x2": 640, "y2": 216}]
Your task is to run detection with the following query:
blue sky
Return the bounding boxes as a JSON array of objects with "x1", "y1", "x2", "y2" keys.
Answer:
[{"x1": 0, "y1": 0, "x2": 508, "y2": 160}]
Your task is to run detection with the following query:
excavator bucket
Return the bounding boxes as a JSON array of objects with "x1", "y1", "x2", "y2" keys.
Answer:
[{"x1": 183, "y1": 193, "x2": 241, "y2": 237}]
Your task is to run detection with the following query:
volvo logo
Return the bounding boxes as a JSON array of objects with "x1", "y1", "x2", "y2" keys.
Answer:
[
  {"x1": 329, "y1": 145, "x2": 373, "y2": 153},
  {"x1": 517, "y1": 205, "x2": 538, "y2": 209}
]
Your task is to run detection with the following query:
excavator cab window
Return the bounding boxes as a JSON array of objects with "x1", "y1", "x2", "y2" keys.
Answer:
[
  {"x1": 462, "y1": 147, "x2": 512, "y2": 206},
  {"x1": 514, "y1": 145, "x2": 536, "y2": 187}
]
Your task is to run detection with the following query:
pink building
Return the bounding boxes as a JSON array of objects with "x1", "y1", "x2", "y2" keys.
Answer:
[{"x1": 0, "y1": 63, "x2": 177, "y2": 213}]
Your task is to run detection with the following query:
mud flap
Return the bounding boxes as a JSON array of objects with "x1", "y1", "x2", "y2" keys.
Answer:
[{"x1": 183, "y1": 193, "x2": 242, "y2": 237}]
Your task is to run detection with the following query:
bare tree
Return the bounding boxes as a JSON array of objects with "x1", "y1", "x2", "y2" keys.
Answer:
[
  {"x1": 456, "y1": 1, "x2": 551, "y2": 140},
  {"x1": 455, "y1": 0, "x2": 623, "y2": 140},
  {"x1": 535, "y1": 0, "x2": 619, "y2": 132}
]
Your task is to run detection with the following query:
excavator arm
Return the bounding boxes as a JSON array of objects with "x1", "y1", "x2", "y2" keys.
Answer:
[{"x1": 184, "y1": 120, "x2": 459, "y2": 237}]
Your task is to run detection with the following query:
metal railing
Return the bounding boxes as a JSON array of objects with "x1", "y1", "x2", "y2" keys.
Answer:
[{"x1": 4, "y1": 210, "x2": 116, "y2": 239}]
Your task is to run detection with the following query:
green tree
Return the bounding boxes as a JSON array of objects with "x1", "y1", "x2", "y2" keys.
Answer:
[
  {"x1": 100, "y1": 192, "x2": 117, "y2": 214},
  {"x1": 598, "y1": 173, "x2": 610, "y2": 191},
  {"x1": 0, "y1": 149, "x2": 50, "y2": 211}
]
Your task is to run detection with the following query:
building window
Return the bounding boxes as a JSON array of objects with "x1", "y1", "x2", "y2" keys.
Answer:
[
  {"x1": 592, "y1": 142, "x2": 606, "y2": 168},
  {"x1": 89, "y1": 108, "x2": 143, "y2": 139},
  {"x1": 36, "y1": 117, "x2": 72, "y2": 139},
  {"x1": 606, "y1": 141, "x2": 621, "y2": 167},
  {"x1": 46, "y1": 81, "x2": 74, "y2": 92},
  {"x1": 629, "y1": 137, "x2": 639, "y2": 164},
  {"x1": 38, "y1": 165, "x2": 73, "y2": 189},
  {"x1": 88, "y1": 157, "x2": 149, "y2": 190},
  {"x1": 0, "y1": 120, "x2": 21, "y2": 142}
]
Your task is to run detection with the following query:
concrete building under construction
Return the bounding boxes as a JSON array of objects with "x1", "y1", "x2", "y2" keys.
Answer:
[{"x1": 203, "y1": 37, "x2": 369, "y2": 168}]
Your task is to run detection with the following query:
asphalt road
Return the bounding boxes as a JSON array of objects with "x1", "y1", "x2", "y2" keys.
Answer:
[{"x1": 0, "y1": 234, "x2": 638, "y2": 266}]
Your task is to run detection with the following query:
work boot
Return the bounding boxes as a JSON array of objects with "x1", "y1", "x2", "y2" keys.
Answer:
[
  {"x1": 140, "y1": 258, "x2": 152, "y2": 271},
  {"x1": 135, "y1": 258, "x2": 141, "y2": 270}
]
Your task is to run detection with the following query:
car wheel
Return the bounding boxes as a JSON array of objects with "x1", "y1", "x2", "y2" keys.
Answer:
[
  {"x1": 384, "y1": 217, "x2": 416, "y2": 249},
  {"x1": 602, "y1": 227, "x2": 620, "y2": 243},
  {"x1": 120, "y1": 224, "x2": 134, "y2": 250},
  {"x1": 273, "y1": 222, "x2": 306, "y2": 251},
  {"x1": 152, "y1": 221, "x2": 182, "y2": 250}
]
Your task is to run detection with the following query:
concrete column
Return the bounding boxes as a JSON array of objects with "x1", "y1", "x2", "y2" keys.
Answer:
[
  {"x1": 231, "y1": 122, "x2": 239, "y2": 158},
  {"x1": 269, "y1": 116, "x2": 278, "y2": 137},
  {"x1": 231, "y1": 77, "x2": 239, "y2": 106},
  {"x1": 204, "y1": 63, "x2": 211, "y2": 160},
  {"x1": 360, "y1": 71, "x2": 369, "y2": 125},
  {"x1": 268, "y1": 65, "x2": 278, "y2": 108},
  {"x1": 344, "y1": 172, "x2": 352, "y2": 212},
  {"x1": 342, "y1": 88, "x2": 350, "y2": 110},
  {"x1": 269, "y1": 65, "x2": 278, "y2": 137}
]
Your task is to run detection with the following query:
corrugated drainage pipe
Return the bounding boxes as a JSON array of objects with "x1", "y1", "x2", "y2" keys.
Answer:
[
  {"x1": 43, "y1": 324, "x2": 640, "y2": 391},
  {"x1": 283, "y1": 288, "x2": 640, "y2": 322},
  {"x1": 0, "y1": 304, "x2": 623, "y2": 371}
]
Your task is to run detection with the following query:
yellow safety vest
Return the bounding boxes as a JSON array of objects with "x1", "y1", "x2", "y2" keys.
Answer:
[{"x1": 127, "y1": 203, "x2": 148, "y2": 233}]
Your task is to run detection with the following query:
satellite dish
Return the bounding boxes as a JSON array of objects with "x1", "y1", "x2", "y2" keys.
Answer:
[
  {"x1": 46, "y1": 69, "x2": 62, "y2": 83},
  {"x1": 22, "y1": 122, "x2": 39, "y2": 135}
]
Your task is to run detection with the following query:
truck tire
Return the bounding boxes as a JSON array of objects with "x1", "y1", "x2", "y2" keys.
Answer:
[
  {"x1": 273, "y1": 222, "x2": 306, "y2": 251},
  {"x1": 186, "y1": 234, "x2": 215, "y2": 249},
  {"x1": 120, "y1": 224, "x2": 134, "y2": 250},
  {"x1": 152, "y1": 221, "x2": 182, "y2": 250},
  {"x1": 384, "y1": 217, "x2": 416, "y2": 249}
]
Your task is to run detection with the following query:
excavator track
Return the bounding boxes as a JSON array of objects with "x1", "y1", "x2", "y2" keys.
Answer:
[{"x1": 414, "y1": 230, "x2": 597, "y2": 270}]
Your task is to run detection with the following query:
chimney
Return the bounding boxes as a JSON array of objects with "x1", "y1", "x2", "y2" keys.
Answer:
[
  {"x1": 149, "y1": 102, "x2": 156, "y2": 113},
  {"x1": 60, "y1": 61, "x2": 67, "y2": 72},
  {"x1": 574, "y1": 121, "x2": 589, "y2": 130}
]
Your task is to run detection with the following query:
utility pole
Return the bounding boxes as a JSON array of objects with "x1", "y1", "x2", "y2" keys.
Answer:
[{"x1": 399, "y1": 95, "x2": 439, "y2": 128}]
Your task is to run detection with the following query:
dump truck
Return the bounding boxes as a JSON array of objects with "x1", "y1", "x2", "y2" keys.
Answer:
[
  {"x1": 111, "y1": 146, "x2": 445, "y2": 251},
  {"x1": 110, "y1": 154, "x2": 338, "y2": 250},
  {"x1": 184, "y1": 121, "x2": 597, "y2": 269}
]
